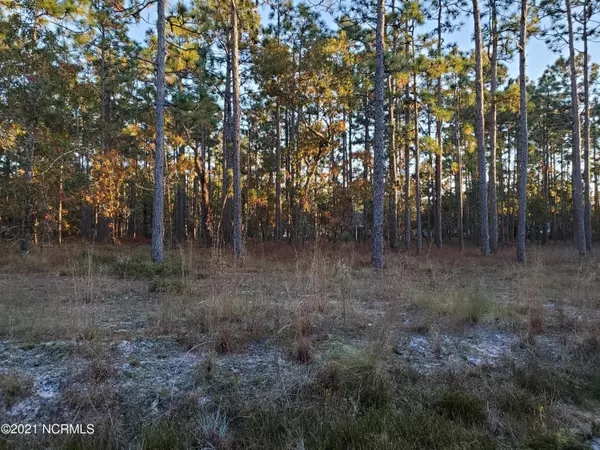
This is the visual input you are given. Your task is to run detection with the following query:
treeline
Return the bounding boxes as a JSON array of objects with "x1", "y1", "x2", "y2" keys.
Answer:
[{"x1": 0, "y1": 0, "x2": 598, "y2": 265}]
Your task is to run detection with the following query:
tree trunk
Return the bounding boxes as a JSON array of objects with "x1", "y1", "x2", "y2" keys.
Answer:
[
  {"x1": 222, "y1": 51, "x2": 233, "y2": 244},
  {"x1": 58, "y1": 150, "x2": 63, "y2": 246},
  {"x1": 152, "y1": 0, "x2": 166, "y2": 263},
  {"x1": 517, "y1": 0, "x2": 528, "y2": 262},
  {"x1": 128, "y1": 178, "x2": 136, "y2": 238},
  {"x1": 566, "y1": 0, "x2": 586, "y2": 256},
  {"x1": 372, "y1": 0, "x2": 385, "y2": 268},
  {"x1": 342, "y1": 109, "x2": 347, "y2": 188},
  {"x1": 201, "y1": 141, "x2": 212, "y2": 246},
  {"x1": 348, "y1": 111, "x2": 353, "y2": 185},
  {"x1": 404, "y1": 29, "x2": 411, "y2": 249},
  {"x1": 363, "y1": 96, "x2": 370, "y2": 240},
  {"x1": 594, "y1": 141, "x2": 598, "y2": 211},
  {"x1": 175, "y1": 146, "x2": 187, "y2": 242},
  {"x1": 388, "y1": 77, "x2": 398, "y2": 248},
  {"x1": 472, "y1": 0, "x2": 490, "y2": 255},
  {"x1": 192, "y1": 164, "x2": 199, "y2": 242},
  {"x1": 413, "y1": 31, "x2": 422, "y2": 253},
  {"x1": 275, "y1": 102, "x2": 282, "y2": 240},
  {"x1": 231, "y1": 0, "x2": 243, "y2": 259},
  {"x1": 506, "y1": 129, "x2": 512, "y2": 242},
  {"x1": 435, "y1": 4, "x2": 443, "y2": 249},
  {"x1": 489, "y1": 0, "x2": 499, "y2": 252},
  {"x1": 582, "y1": 1, "x2": 592, "y2": 251},
  {"x1": 455, "y1": 83, "x2": 463, "y2": 251},
  {"x1": 193, "y1": 139, "x2": 212, "y2": 246}
]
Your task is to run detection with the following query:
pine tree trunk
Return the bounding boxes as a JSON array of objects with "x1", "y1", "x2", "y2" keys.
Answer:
[
  {"x1": 175, "y1": 146, "x2": 187, "y2": 242},
  {"x1": 372, "y1": 0, "x2": 385, "y2": 268},
  {"x1": 517, "y1": 0, "x2": 528, "y2": 262},
  {"x1": 594, "y1": 142, "x2": 598, "y2": 210},
  {"x1": 231, "y1": 0, "x2": 243, "y2": 258},
  {"x1": 201, "y1": 141, "x2": 212, "y2": 246},
  {"x1": 275, "y1": 102, "x2": 282, "y2": 240},
  {"x1": 435, "y1": 5, "x2": 443, "y2": 249},
  {"x1": 489, "y1": 0, "x2": 499, "y2": 252},
  {"x1": 404, "y1": 30, "x2": 411, "y2": 249},
  {"x1": 507, "y1": 129, "x2": 513, "y2": 242},
  {"x1": 582, "y1": 1, "x2": 592, "y2": 251},
  {"x1": 58, "y1": 152, "x2": 63, "y2": 246},
  {"x1": 472, "y1": 0, "x2": 490, "y2": 256},
  {"x1": 342, "y1": 109, "x2": 347, "y2": 188},
  {"x1": 455, "y1": 83, "x2": 463, "y2": 251},
  {"x1": 363, "y1": 97, "x2": 370, "y2": 240},
  {"x1": 221, "y1": 52, "x2": 233, "y2": 244},
  {"x1": 388, "y1": 77, "x2": 398, "y2": 249},
  {"x1": 128, "y1": 178, "x2": 136, "y2": 238},
  {"x1": 192, "y1": 163, "x2": 199, "y2": 242},
  {"x1": 96, "y1": 22, "x2": 112, "y2": 243},
  {"x1": 566, "y1": 0, "x2": 586, "y2": 256},
  {"x1": 348, "y1": 111, "x2": 353, "y2": 184},
  {"x1": 152, "y1": 0, "x2": 166, "y2": 263},
  {"x1": 413, "y1": 31, "x2": 422, "y2": 253},
  {"x1": 427, "y1": 104, "x2": 434, "y2": 245}
]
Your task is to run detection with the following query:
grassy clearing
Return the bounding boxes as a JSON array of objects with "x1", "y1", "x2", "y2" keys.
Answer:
[{"x1": 0, "y1": 243, "x2": 599, "y2": 449}]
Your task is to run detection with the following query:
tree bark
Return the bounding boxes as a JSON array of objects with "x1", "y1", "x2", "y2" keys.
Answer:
[
  {"x1": 517, "y1": 0, "x2": 528, "y2": 262},
  {"x1": 388, "y1": 77, "x2": 398, "y2": 249},
  {"x1": 201, "y1": 141, "x2": 212, "y2": 246},
  {"x1": 231, "y1": 0, "x2": 243, "y2": 259},
  {"x1": 128, "y1": 178, "x2": 136, "y2": 238},
  {"x1": 372, "y1": 0, "x2": 385, "y2": 268},
  {"x1": 413, "y1": 31, "x2": 422, "y2": 253},
  {"x1": 222, "y1": 52, "x2": 233, "y2": 244},
  {"x1": 175, "y1": 146, "x2": 187, "y2": 242},
  {"x1": 58, "y1": 149, "x2": 63, "y2": 246},
  {"x1": 472, "y1": 0, "x2": 490, "y2": 255},
  {"x1": 594, "y1": 141, "x2": 598, "y2": 211},
  {"x1": 489, "y1": 0, "x2": 499, "y2": 252},
  {"x1": 435, "y1": 3, "x2": 443, "y2": 249},
  {"x1": 363, "y1": 96, "x2": 370, "y2": 240},
  {"x1": 455, "y1": 82, "x2": 463, "y2": 251},
  {"x1": 582, "y1": 1, "x2": 592, "y2": 251},
  {"x1": 506, "y1": 129, "x2": 511, "y2": 241},
  {"x1": 152, "y1": 0, "x2": 166, "y2": 263},
  {"x1": 348, "y1": 111, "x2": 353, "y2": 185},
  {"x1": 566, "y1": 0, "x2": 586, "y2": 256},
  {"x1": 275, "y1": 102, "x2": 282, "y2": 240},
  {"x1": 404, "y1": 27, "x2": 411, "y2": 249}
]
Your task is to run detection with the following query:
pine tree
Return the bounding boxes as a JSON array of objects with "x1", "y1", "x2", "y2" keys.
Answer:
[
  {"x1": 488, "y1": 0, "x2": 500, "y2": 252},
  {"x1": 152, "y1": 0, "x2": 166, "y2": 263},
  {"x1": 231, "y1": 0, "x2": 243, "y2": 259},
  {"x1": 565, "y1": 0, "x2": 586, "y2": 256},
  {"x1": 472, "y1": 0, "x2": 490, "y2": 255},
  {"x1": 372, "y1": 0, "x2": 385, "y2": 268},
  {"x1": 517, "y1": 0, "x2": 529, "y2": 262}
]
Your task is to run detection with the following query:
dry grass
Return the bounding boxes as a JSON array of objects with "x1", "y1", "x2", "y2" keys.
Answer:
[
  {"x1": 0, "y1": 242, "x2": 599, "y2": 449},
  {"x1": 0, "y1": 371, "x2": 33, "y2": 407},
  {"x1": 1, "y1": 241, "x2": 598, "y2": 351}
]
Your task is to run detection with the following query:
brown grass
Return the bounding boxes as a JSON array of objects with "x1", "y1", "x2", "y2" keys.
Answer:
[
  {"x1": 1, "y1": 241, "x2": 598, "y2": 347},
  {"x1": 0, "y1": 371, "x2": 33, "y2": 407},
  {"x1": 0, "y1": 242, "x2": 599, "y2": 449}
]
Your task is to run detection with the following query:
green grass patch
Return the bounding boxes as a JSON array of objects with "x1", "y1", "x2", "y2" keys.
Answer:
[
  {"x1": 112, "y1": 260, "x2": 180, "y2": 280},
  {"x1": 148, "y1": 278, "x2": 184, "y2": 294},
  {"x1": 436, "y1": 390, "x2": 487, "y2": 425}
]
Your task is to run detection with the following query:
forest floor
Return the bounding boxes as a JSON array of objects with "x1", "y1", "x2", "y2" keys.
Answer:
[{"x1": 0, "y1": 241, "x2": 599, "y2": 449}]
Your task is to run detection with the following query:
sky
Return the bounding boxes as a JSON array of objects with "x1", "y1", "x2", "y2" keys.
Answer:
[{"x1": 128, "y1": 2, "x2": 600, "y2": 82}]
